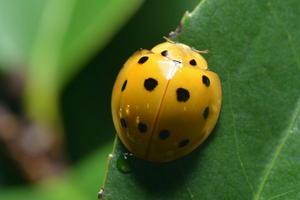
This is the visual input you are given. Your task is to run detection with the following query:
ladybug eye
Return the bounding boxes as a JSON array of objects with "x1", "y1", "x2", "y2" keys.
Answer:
[
  {"x1": 120, "y1": 118, "x2": 127, "y2": 129},
  {"x1": 190, "y1": 59, "x2": 197, "y2": 66},
  {"x1": 178, "y1": 139, "x2": 190, "y2": 147},
  {"x1": 202, "y1": 75, "x2": 210, "y2": 87},
  {"x1": 138, "y1": 56, "x2": 149, "y2": 64},
  {"x1": 121, "y1": 80, "x2": 127, "y2": 91},
  {"x1": 203, "y1": 106, "x2": 209, "y2": 119},
  {"x1": 161, "y1": 50, "x2": 168, "y2": 56}
]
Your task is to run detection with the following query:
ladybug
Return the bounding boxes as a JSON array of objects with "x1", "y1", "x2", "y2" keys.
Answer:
[{"x1": 111, "y1": 38, "x2": 222, "y2": 162}]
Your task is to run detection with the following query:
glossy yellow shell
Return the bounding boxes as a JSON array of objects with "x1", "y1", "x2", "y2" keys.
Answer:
[{"x1": 111, "y1": 41, "x2": 222, "y2": 162}]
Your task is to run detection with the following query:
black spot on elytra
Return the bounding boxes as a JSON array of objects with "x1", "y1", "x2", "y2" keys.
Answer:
[
  {"x1": 120, "y1": 118, "x2": 127, "y2": 129},
  {"x1": 178, "y1": 139, "x2": 189, "y2": 147},
  {"x1": 176, "y1": 88, "x2": 190, "y2": 102},
  {"x1": 202, "y1": 75, "x2": 210, "y2": 87},
  {"x1": 159, "y1": 130, "x2": 170, "y2": 140},
  {"x1": 121, "y1": 80, "x2": 127, "y2": 91},
  {"x1": 144, "y1": 78, "x2": 158, "y2": 91},
  {"x1": 190, "y1": 59, "x2": 197, "y2": 66},
  {"x1": 203, "y1": 106, "x2": 209, "y2": 119},
  {"x1": 138, "y1": 122, "x2": 147, "y2": 133},
  {"x1": 138, "y1": 56, "x2": 149, "y2": 64},
  {"x1": 161, "y1": 50, "x2": 168, "y2": 56}
]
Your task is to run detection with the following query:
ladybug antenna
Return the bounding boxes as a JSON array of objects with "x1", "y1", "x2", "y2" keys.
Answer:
[
  {"x1": 163, "y1": 36, "x2": 208, "y2": 54},
  {"x1": 163, "y1": 36, "x2": 176, "y2": 44},
  {"x1": 192, "y1": 48, "x2": 209, "y2": 54}
]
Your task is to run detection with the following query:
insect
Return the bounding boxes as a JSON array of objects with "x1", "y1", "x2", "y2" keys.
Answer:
[{"x1": 111, "y1": 38, "x2": 222, "y2": 162}]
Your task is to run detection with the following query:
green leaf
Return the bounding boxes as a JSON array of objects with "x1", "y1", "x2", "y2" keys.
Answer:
[
  {"x1": 102, "y1": 0, "x2": 300, "y2": 199},
  {"x1": 0, "y1": 0, "x2": 144, "y2": 81}
]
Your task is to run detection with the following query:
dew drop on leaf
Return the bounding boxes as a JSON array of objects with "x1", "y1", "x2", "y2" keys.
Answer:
[{"x1": 117, "y1": 153, "x2": 136, "y2": 173}]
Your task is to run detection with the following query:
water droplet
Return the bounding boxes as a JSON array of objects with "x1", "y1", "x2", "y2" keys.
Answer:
[
  {"x1": 117, "y1": 153, "x2": 136, "y2": 174},
  {"x1": 183, "y1": 107, "x2": 187, "y2": 111},
  {"x1": 146, "y1": 103, "x2": 150, "y2": 108},
  {"x1": 136, "y1": 116, "x2": 140, "y2": 124},
  {"x1": 125, "y1": 105, "x2": 130, "y2": 115},
  {"x1": 119, "y1": 108, "x2": 123, "y2": 118},
  {"x1": 98, "y1": 188, "x2": 104, "y2": 199},
  {"x1": 167, "y1": 151, "x2": 174, "y2": 156}
]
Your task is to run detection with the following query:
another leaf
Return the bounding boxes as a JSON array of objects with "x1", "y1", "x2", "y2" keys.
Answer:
[{"x1": 0, "y1": 0, "x2": 144, "y2": 122}]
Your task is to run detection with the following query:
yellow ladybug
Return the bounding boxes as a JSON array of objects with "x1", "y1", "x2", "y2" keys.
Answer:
[{"x1": 111, "y1": 39, "x2": 222, "y2": 162}]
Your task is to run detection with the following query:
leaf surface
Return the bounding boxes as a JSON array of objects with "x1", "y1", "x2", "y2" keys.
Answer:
[{"x1": 102, "y1": 0, "x2": 300, "y2": 199}]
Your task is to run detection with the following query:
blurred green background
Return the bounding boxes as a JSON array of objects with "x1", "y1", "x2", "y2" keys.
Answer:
[{"x1": 0, "y1": 0, "x2": 201, "y2": 199}]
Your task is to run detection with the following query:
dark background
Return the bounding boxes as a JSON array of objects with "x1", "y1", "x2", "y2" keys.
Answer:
[{"x1": 62, "y1": 0, "x2": 200, "y2": 162}]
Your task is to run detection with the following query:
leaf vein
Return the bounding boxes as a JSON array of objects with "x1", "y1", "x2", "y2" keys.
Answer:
[
  {"x1": 254, "y1": 98, "x2": 300, "y2": 199},
  {"x1": 227, "y1": 71, "x2": 255, "y2": 196},
  {"x1": 254, "y1": 1, "x2": 300, "y2": 199},
  {"x1": 267, "y1": 0, "x2": 300, "y2": 71},
  {"x1": 267, "y1": 185, "x2": 300, "y2": 200}
]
